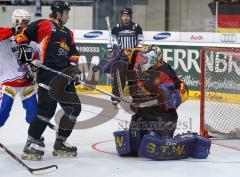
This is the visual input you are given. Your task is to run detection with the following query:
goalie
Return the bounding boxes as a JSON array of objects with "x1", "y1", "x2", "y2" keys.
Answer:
[
  {"x1": 109, "y1": 45, "x2": 211, "y2": 160},
  {"x1": 127, "y1": 46, "x2": 188, "y2": 136}
]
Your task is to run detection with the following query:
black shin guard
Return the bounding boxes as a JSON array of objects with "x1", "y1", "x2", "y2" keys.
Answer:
[
  {"x1": 28, "y1": 116, "x2": 49, "y2": 140},
  {"x1": 57, "y1": 114, "x2": 77, "y2": 138}
]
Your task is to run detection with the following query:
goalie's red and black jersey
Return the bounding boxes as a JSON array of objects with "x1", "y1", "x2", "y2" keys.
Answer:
[
  {"x1": 126, "y1": 50, "x2": 183, "y2": 113},
  {"x1": 17, "y1": 19, "x2": 79, "y2": 69}
]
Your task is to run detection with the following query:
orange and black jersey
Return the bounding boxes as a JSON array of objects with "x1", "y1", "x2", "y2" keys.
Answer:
[{"x1": 16, "y1": 19, "x2": 79, "y2": 69}]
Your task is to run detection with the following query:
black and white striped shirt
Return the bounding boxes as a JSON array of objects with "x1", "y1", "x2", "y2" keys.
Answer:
[{"x1": 111, "y1": 22, "x2": 143, "y2": 50}]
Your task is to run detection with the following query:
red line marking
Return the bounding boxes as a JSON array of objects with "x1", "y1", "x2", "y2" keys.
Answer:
[
  {"x1": 92, "y1": 115, "x2": 240, "y2": 163},
  {"x1": 112, "y1": 118, "x2": 240, "y2": 153},
  {"x1": 91, "y1": 140, "x2": 118, "y2": 155},
  {"x1": 91, "y1": 140, "x2": 240, "y2": 164},
  {"x1": 182, "y1": 159, "x2": 240, "y2": 163},
  {"x1": 213, "y1": 142, "x2": 240, "y2": 152}
]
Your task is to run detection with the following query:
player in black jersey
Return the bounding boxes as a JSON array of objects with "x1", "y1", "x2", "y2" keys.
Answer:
[
  {"x1": 16, "y1": 0, "x2": 81, "y2": 160},
  {"x1": 110, "y1": 8, "x2": 144, "y2": 106}
]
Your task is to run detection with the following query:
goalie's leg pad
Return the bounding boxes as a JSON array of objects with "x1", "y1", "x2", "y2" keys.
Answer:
[
  {"x1": 113, "y1": 130, "x2": 142, "y2": 156},
  {"x1": 191, "y1": 135, "x2": 211, "y2": 159},
  {"x1": 114, "y1": 130, "x2": 131, "y2": 156},
  {"x1": 138, "y1": 134, "x2": 195, "y2": 160},
  {"x1": 129, "y1": 129, "x2": 142, "y2": 153}
]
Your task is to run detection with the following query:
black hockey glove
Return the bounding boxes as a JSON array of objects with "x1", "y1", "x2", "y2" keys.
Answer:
[
  {"x1": 25, "y1": 72, "x2": 35, "y2": 84},
  {"x1": 68, "y1": 66, "x2": 82, "y2": 86},
  {"x1": 17, "y1": 44, "x2": 33, "y2": 65},
  {"x1": 73, "y1": 75, "x2": 82, "y2": 86}
]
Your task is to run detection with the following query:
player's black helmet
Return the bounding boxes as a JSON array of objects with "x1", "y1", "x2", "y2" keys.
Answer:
[
  {"x1": 120, "y1": 8, "x2": 132, "y2": 16},
  {"x1": 51, "y1": 1, "x2": 70, "y2": 13}
]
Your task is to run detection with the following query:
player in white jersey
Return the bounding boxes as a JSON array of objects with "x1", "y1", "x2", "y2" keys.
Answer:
[{"x1": 0, "y1": 9, "x2": 39, "y2": 127}]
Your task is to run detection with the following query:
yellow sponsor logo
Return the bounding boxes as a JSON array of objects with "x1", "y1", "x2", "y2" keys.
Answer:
[
  {"x1": 76, "y1": 85, "x2": 240, "y2": 104},
  {"x1": 188, "y1": 90, "x2": 201, "y2": 100},
  {"x1": 59, "y1": 39, "x2": 70, "y2": 51},
  {"x1": 76, "y1": 85, "x2": 112, "y2": 94}
]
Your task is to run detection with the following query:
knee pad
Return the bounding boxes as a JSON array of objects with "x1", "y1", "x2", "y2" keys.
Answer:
[
  {"x1": 72, "y1": 104, "x2": 81, "y2": 117},
  {"x1": 62, "y1": 104, "x2": 81, "y2": 118},
  {"x1": 113, "y1": 130, "x2": 142, "y2": 156},
  {"x1": 138, "y1": 134, "x2": 195, "y2": 160}
]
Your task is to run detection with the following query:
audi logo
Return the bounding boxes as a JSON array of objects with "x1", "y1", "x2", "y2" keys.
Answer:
[{"x1": 220, "y1": 34, "x2": 237, "y2": 43}]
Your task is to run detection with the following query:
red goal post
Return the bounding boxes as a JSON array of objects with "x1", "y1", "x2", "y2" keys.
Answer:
[{"x1": 200, "y1": 47, "x2": 240, "y2": 138}]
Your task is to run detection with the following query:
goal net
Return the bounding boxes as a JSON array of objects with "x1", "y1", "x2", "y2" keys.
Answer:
[{"x1": 200, "y1": 47, "x2": 240, "y2": 138}]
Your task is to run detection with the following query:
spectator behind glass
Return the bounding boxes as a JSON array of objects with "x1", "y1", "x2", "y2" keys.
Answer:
[{"x1": 11, "y1": 0, "x2": 30, "y2": 5}]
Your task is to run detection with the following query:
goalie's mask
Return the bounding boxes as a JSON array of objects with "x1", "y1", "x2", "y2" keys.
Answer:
[{"x1": 138, "y1": 46, "x2": 162, "y2": 71}]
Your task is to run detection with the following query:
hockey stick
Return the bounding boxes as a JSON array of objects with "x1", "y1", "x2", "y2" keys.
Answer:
[
  {"x1": 33, "y1": 61, "x2": 161, "y2": 108},
  {"x1": 105, "y1": 16, "x2": 113, "y2": 48},
  {"x1": 0, "y1": 143, "x2": 57, "y2": 175},
  {"x1": 32, "y1": 61, "x2": 72, "y2": 81},
  {"x1": 104, "y1": 16, "x2": 159, "y2": 108},
  {"x1": 116, "y1": 69, "x2": 132, "y2": 104},
  {"x1": 33, "y1": 61, "x2": 125, "y2": 103}
]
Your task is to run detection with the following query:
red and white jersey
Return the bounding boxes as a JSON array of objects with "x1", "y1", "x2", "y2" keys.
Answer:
[{"x1": 0, "y1": 28, "x2": 40, "y2": 87}]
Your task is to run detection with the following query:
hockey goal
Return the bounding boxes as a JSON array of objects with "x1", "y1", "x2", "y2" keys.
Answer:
[{"x1": 200, "y1": 47, "x2": 240, "y2": 138}]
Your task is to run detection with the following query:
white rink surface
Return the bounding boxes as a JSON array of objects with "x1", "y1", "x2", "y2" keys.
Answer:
[{"x1": 0, "y1": 95, "x2": 240, "y2": 177}]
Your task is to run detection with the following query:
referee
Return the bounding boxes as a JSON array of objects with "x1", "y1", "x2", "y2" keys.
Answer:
[{"x1": 110, "y1": 8, "x2": 144, "y2": 105}]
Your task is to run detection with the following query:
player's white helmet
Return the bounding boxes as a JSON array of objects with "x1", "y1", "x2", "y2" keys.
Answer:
[{"x1": 12, "y1": 9, "x2": 31, "y2": 26}]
